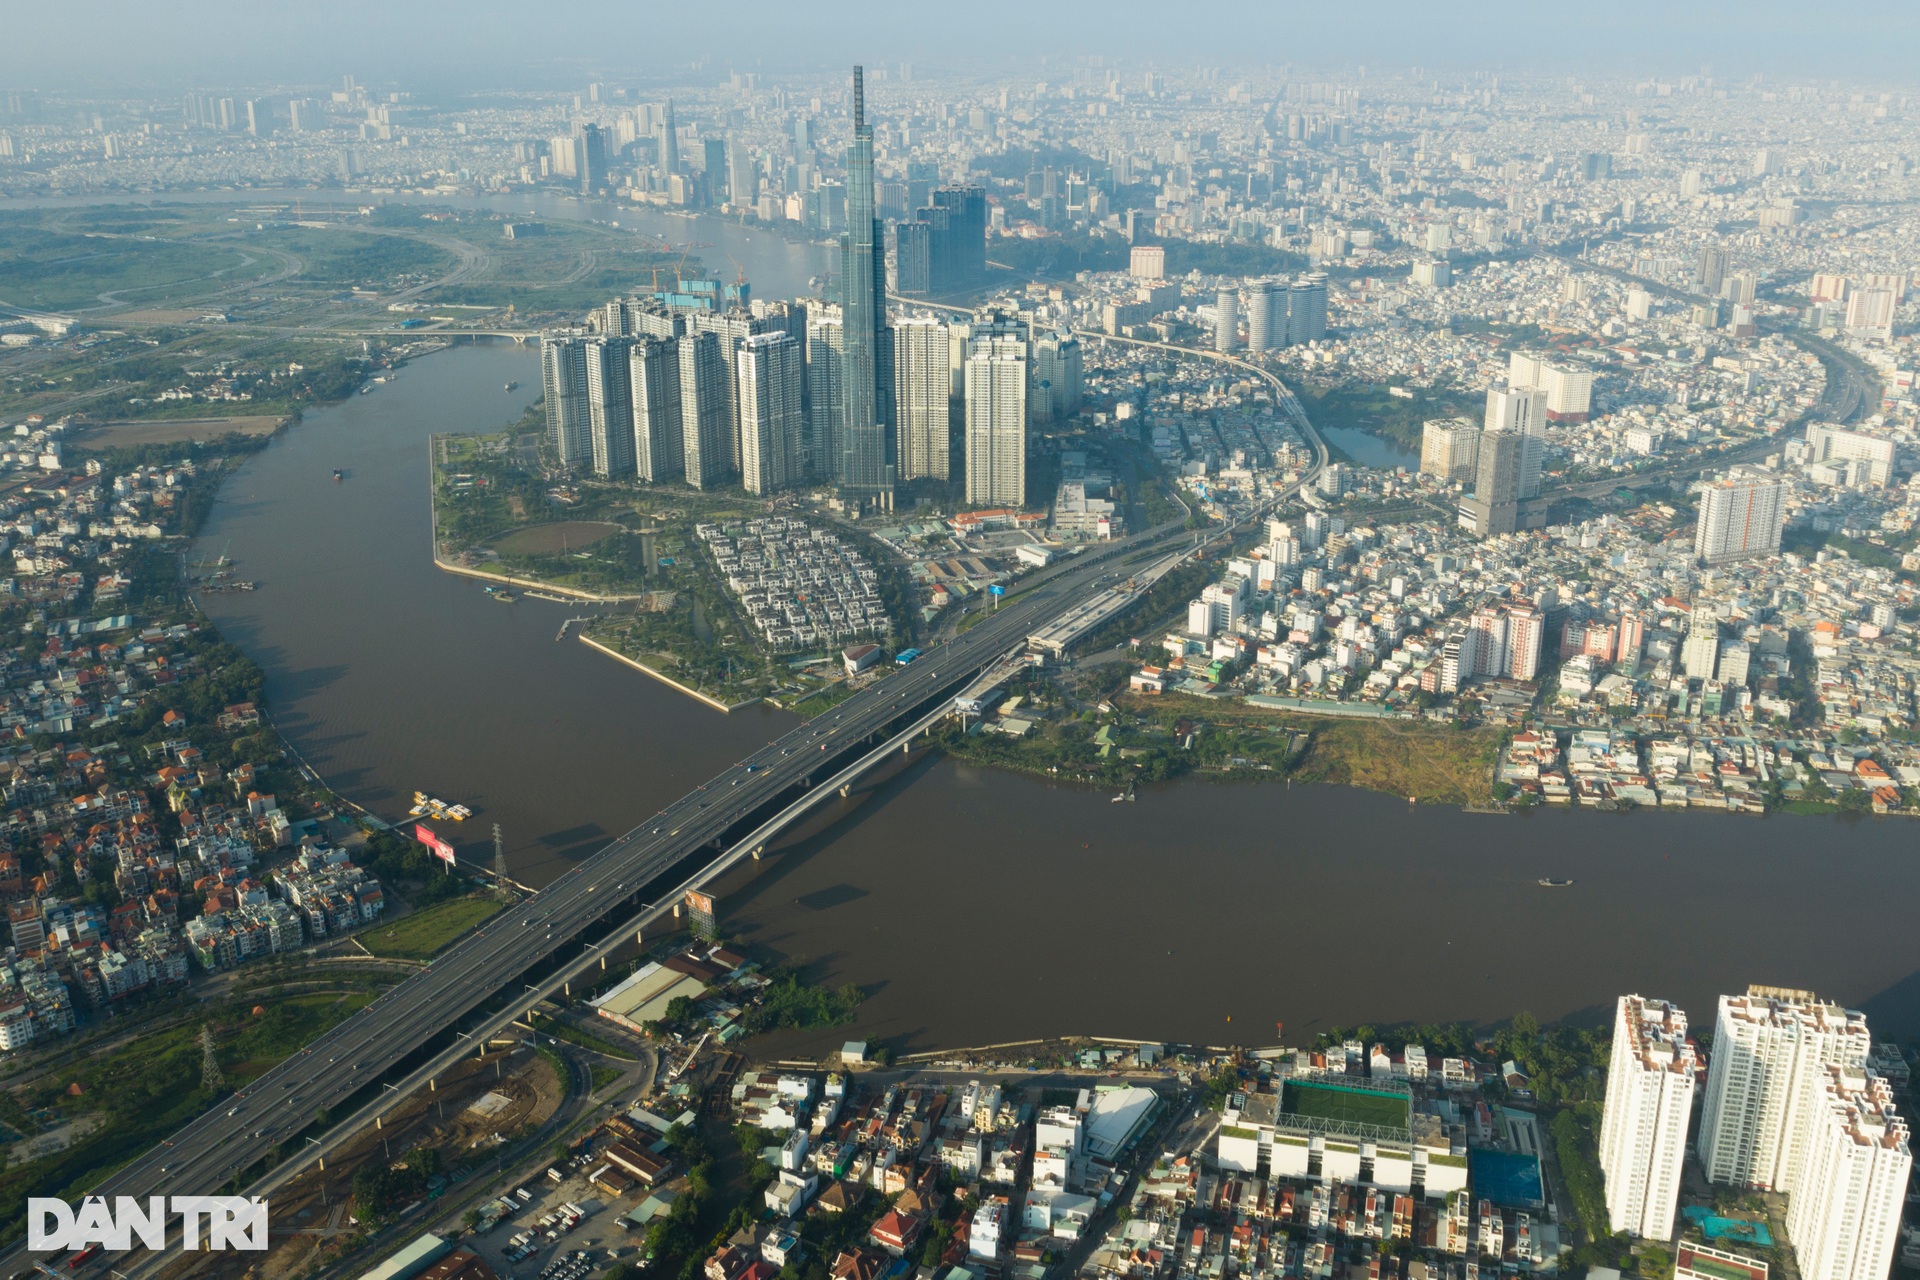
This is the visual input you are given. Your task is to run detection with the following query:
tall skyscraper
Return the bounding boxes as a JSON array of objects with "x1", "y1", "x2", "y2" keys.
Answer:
[
  {"x1": 656, "y1": 98, "x2": 679, "y2": 176},
  {"x1": 726, "y1": 136, "x2": 755, "y2": 209},
  {"x1": 687, "y1": 308, "x2": 767, "y2": 473},
  {"x1": 1245, "y1": 281, "x2": 1281, "y2": 354},
  {"x1": 677, "y1": 331, "x2": 732, "y2": 489},
  {"x1": 806, "y1": 304, "x2": 846, "y2": 484},
  {"x1": 629, "y1": 337, "x2": 683, "y2": 483},
  {"x1": 964, "y1": 316, "x2": 1029, "y2": 507},
  {"x1": 1287, "y1": 273, "x2": 1328, "y2": 344},
  {"x1": 893, "y1": 219, "x2": 933, "y2": 296},
  {"x1": 576, "y1": 123, "x2": 608, "y2": 192},
  {"x1": 1695, "y1": 245, "x2": 1730, "y2": 296},
  {"x1": 1698, "y1": 988, "x2": 1873, "y2": 1192},
  {"x1": 1695, "y1": 470, "x2": 1787, "y2": 565},
  {"x1": 1599, "y1": 996, "x2": 1698, "y2": 1241},
  {"x1": 1029, "y1": 330, "x2": 1082, "y2": 424},
  {"x1": 1483, "y1": 386, "x2": 1548, "y2": 498},
  {"x1": 737, "y1": 332, "x2": 804, "y2": 496},
  {"x1": 1214, "y1": 289, "x2": 1240, "y2": 352},
  {"x1": 931, "y1": 185, "x2": 987, "y2": 287},
  {"x1": 584, "y1": 336, "x2": 636, "y2": 478},
  {"x1": 894, "y1": 317, "x2": 953, "y2": 482},
  {"x1": 836, "y1": 66, "x2": 895, "y2": 505},
  {"x1": 1784, "y1": 1067, "x2": 1911, "y2": 1280},
  {"x1": 540, "y1": 335, "x2": 592, "y2": 471}
]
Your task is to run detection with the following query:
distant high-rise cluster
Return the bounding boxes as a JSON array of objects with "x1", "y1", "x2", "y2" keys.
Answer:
[
  {"x1": 535, "y1": 66, "x2": 1089, "y2": 514},
  {"x1": 1159, "y1": 273, "x2": 1326, "y2": 355},
  {"x1": 892, "y1": 185, "x2": 987, "y2": 297},
  {"x1": 1596, "y1": 986, "x2": 1909, "y2": 1280}
]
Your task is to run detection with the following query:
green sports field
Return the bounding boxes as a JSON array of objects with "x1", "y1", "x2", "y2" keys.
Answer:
[{"x1": 1281, "y1": 1080, "x2": 1411, "y2": 1131}]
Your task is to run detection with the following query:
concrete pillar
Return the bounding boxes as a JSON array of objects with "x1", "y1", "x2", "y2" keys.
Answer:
[
  {"x1": 600, "y1": 956, "x2": 606, "y2": 970},
  {"x1": 672, "y1": 902, "x2": 682, "y2": 919},
  {"x1": 751, "y1": 846, "x2": 763, "y2": 861},
  {"x1": 564, "y1": 981, "x2": 571, "y2": 998},
  {"x1": 635, "y1": 927, "x2": 644, "y2": 944},
  {"x1": 375, "y1": 1116, "x2": 382, "y2": 1129},
  {"x1": 838, "y1": 784, "x2": 851, "y2": 798},
  {"x1": 429, "y1": 1078, "x2": 436, "y2": 1092}
]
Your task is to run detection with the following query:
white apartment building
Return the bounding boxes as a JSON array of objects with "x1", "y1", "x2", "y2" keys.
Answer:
[
  {"x1": 894, "y1": 316, "x2": 952, "y2": 481},
  {"x1": 736, "y1": 332, "x2": 804, "y2": 496},
  {"x1": 1698, "y1": 987, "x2": 1873, "y2": 1192},
  {"x1": 1785, "y1": 1067, "x2": 1911, "y2": 1280},
  {"x1": 964, "y1": 319, "x2": 1029, "y2": 507},
  {"x1": 1599, "y1": 996, "x2": 1698, "y2": 1240},
  {"x1": 1695, "y1": 471, "x2": 1787, "y2": 565},
  {"x1": 1420, "y1": 417, "x2": 1480, "y2": 483},
  {"x1": 1805, "y1": 425, "x2": 1894, "y2": 487},
  {"x1": 1508, "y1": 351, "x2": 1594, "y2": 421},
  {"x1": 1682, "y1": 608, "x2": 1721, "y2": 682}
]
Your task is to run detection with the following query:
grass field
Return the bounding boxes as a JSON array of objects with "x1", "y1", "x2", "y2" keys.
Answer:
[
  {"x1": 487, "y1": 520, "x2": 627, "y2": 556},
  {"x1": 1281, "y1": 1080, "x2": 1411, "y2": 1131},
  {"x1": 356, "y1": 896, "x2": 503, "y2": 960},
  {"x1": 1287, "y1": 715, "x2": 1502, "y2": 807},
  {"x1": 74, "y1": 415, "x2": 284, "y2": 449}
]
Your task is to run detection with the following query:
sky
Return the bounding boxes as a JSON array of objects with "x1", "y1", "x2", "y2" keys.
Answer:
[{"x1": 6, "y1": 0, "x2": 1919, "y2": 94}]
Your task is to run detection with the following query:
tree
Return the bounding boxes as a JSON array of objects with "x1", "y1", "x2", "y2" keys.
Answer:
[{"x1": 664, "y1": 995, "x2": 699, "y2": 1025}]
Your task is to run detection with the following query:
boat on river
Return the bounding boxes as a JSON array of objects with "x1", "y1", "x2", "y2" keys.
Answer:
[{"x1": 1537, "y1": 877, "x2": 1575, "y2": 888}]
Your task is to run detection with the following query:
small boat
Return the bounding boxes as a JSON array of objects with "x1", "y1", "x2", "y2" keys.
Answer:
[
  {"x1": 1111, "y1": 792, "x2": 1126, "y2": 804},
  {"x1": 1537, "y1": 877, "x2": 1575, "y2": 888},
  {"x1": 487, "y1": 586, "x2": 515, "y2": 603},
  {"x1": 332, "y1": 468, "x2": 343, "y2": 482},
  {"x1": 359, "y1": 385, "x2": 372, "y2": 395},
  {"x1": 505, "y1": 381, "x2": 519, "y2": 392}
]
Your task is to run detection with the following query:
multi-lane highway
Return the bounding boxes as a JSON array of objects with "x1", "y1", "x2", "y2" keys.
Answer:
[{"x1": 13, "y1": 513, "x2": 1208, "y2": 1265}]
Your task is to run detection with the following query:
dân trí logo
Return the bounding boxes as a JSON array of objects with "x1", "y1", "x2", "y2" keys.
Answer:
[{"x1": 28, "y1": 1197, "x2": 269, "y2": 1252}]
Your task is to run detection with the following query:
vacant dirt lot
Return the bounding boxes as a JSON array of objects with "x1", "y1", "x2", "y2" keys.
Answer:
[
  {"x1": 488, "y1": 520, "x2": 625, "y2": 556},
  {"x1": 75, "y1": 414, "x2": 283, "y2": 449}
]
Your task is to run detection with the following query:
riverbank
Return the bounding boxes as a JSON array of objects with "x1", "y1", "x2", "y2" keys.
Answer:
[
  {"x1": 576, "y1": 633, "x2": 760, "y2": 713},
  {"x1": 937, "y1": 690, "x2": 1504, "y2": 808},
  {"x1": 430, "y1": 554, "x2": 646, "y2": 602}
]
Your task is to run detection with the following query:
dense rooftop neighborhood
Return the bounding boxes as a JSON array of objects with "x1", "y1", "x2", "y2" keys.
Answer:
[{"x1": 0, "y1": 424, "x2": 398, "y2": 1055}]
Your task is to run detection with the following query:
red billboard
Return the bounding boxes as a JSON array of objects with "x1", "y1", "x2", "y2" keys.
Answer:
[{"x1": 414, "y1": 823, "x2": 456, "y2": 865}]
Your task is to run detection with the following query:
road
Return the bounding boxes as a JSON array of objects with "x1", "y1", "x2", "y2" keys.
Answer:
[{"x1": 4, "y1": 513, "x2": 1201, "y2": 1271}]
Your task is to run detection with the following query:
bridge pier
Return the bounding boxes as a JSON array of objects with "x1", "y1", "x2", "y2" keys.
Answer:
[
  {"x1": 600, "y1": 956, "x2": 607, "y2": 970},
  {"x1": 635, "y1": 927, "x2": 644, "y2": 945},
  {"x1": 751, "y1": 846, "x2": 763, "y2": 861},
  {"x1": 672, "y1": 902, "x2": 682, "y2": 919},
  {"x1": 838, "y1": 784, "x2": 851, "y2": 798},
  {"x1": 429, "y1": 1078, "x2": 435, "y2": 1092}
]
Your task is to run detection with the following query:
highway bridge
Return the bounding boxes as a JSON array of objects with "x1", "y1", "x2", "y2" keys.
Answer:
[
  {"x1": 0, "y1": 518, "x2": 1223, "y2": 1274},
  {"x1": 5, "y1": 309, "x2": 1332, "y2": 1274}
]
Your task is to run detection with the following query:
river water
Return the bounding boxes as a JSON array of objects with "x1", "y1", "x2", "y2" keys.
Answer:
[{"x1": 110, "y1": 185, "x2": 1918, "y2": 1054}]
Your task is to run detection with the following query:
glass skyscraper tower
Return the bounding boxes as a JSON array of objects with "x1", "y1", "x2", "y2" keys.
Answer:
[{"x1": 836, "y1": 65, "x2": 895, "y2": 506}]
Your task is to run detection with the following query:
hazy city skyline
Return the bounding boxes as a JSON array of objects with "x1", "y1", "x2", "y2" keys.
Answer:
[{"x1": 10, "y1": 0, "x2": 1920, "y2": 91}]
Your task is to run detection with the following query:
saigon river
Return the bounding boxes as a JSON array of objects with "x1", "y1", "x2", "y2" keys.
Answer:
[{"x1": 155, "y1": 190, "x2": 1920, "y2": 1054}]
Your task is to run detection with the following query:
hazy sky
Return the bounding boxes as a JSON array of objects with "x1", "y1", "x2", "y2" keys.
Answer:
[{"x1": 7, "y1": 0, "x2": 1918, "y2": 94}]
